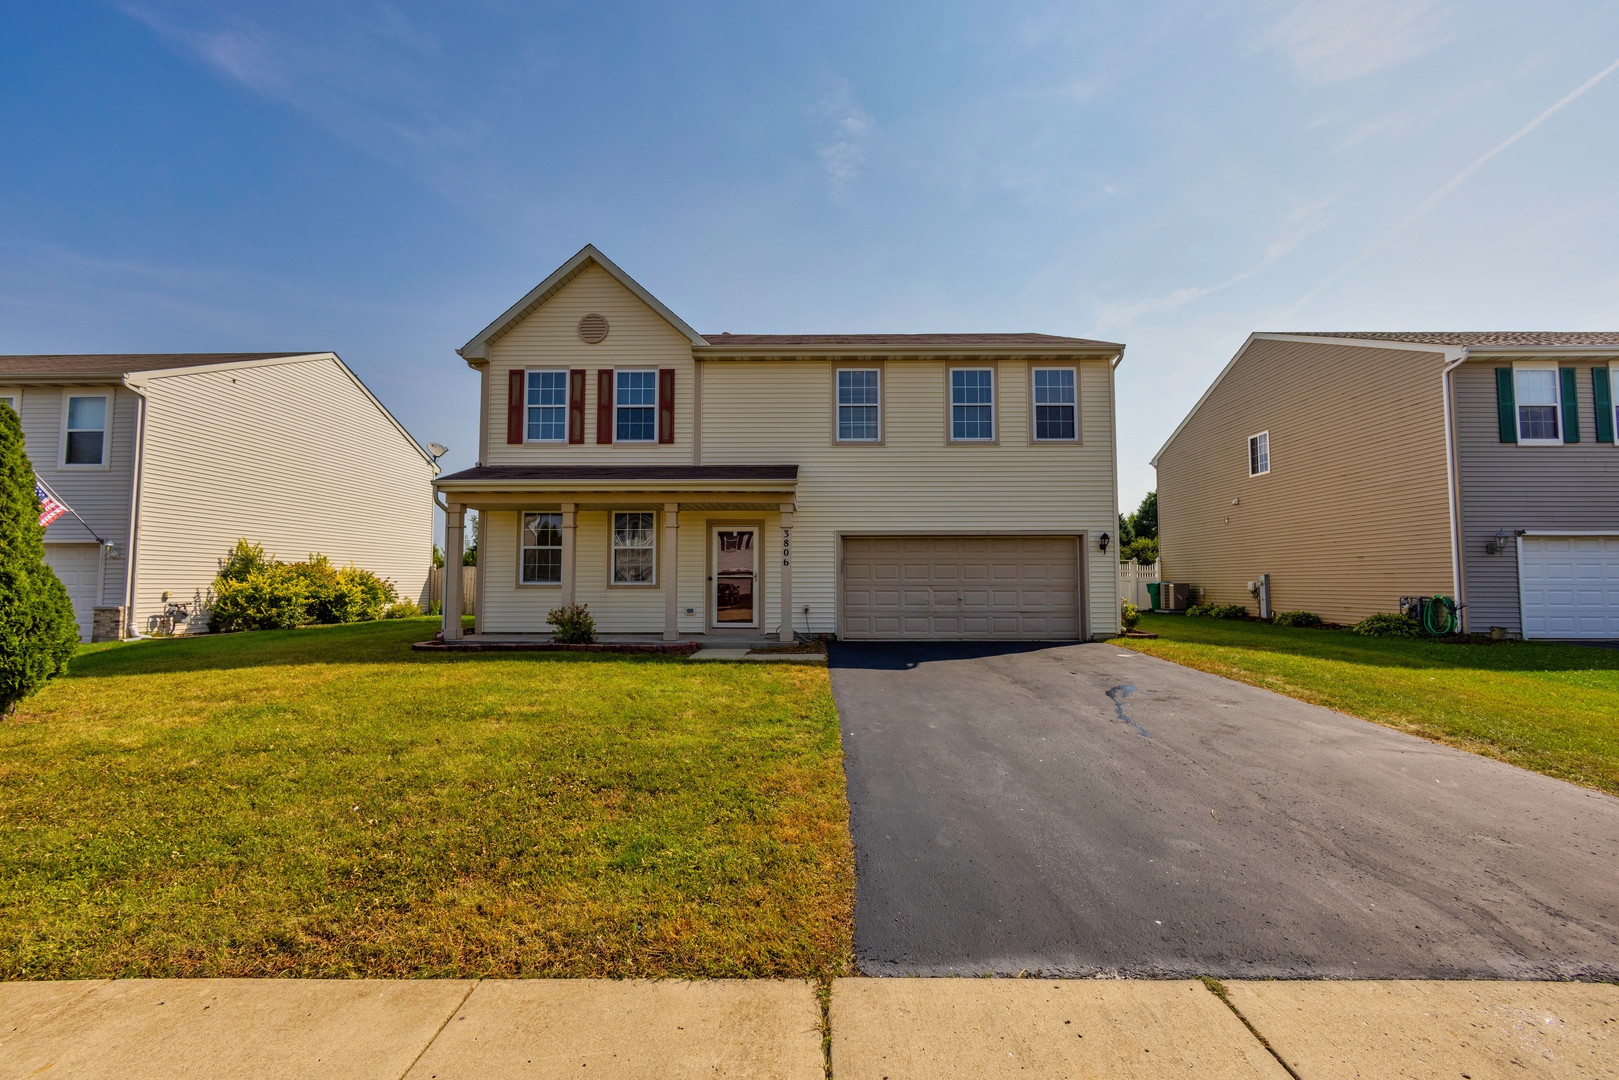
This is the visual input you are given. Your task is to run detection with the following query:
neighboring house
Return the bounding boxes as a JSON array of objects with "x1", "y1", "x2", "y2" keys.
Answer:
[
  {"x1": 434, "y1": 245, "x2": 1124, "y2": 642},
  {"x1": 0, "y1": 352, "x2": 437, "y2": 640},
  {"x1": 1152, "y1": 332, "x2": 1619, "y2": 638}
]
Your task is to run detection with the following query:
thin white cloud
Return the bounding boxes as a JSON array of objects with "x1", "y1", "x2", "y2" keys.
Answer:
[
  {"x1": 1097, "y1": 189, "x2": 1344, "y2": 330},
  {"x1": 1284, "y1": 54, "x2": 1619, "y2": 318},
  {"x1": 811, "y1": 79, "x2": 875, "y2": 201},
  {"x1": 1263, "y1": 0, "x2": 1454, "y2": 84}
]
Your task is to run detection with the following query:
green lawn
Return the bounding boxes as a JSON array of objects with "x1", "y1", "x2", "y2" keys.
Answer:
[
  {"x1": 0, "y1": 619, "x2": 852, "y2": 980},
  {"x1": 1116, "y1": 613, "x2": 1619, "y2": 796}
]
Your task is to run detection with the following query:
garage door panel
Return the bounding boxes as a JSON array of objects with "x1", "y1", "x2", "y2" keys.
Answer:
[
  {"x1": 44, "y1": 543, "x2": 99, "y2": 643},
  {"x1": 843, "y1": 535, "x2": 1081, "y2": 640},
  {"x1": 1520, "y1": 535, "x2": 1619, "y2": 639}
]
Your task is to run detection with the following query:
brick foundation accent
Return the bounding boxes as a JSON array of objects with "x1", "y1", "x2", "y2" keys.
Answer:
[{"x1": 91, "y1": 606, "x2": 125, "y2": 642}]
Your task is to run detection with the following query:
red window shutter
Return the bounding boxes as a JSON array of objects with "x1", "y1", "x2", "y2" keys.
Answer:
[
  {"x1": 596, "y1": 369, "x2": 614, "y2": 444},
  {"x1": 658, "y1": 369, "x2": 675, "y2": 444},
  {"x1": 507, "y1": 369, "x2": 524, "y2": 444},
  {"x1": 568, "y1": 369, "x2": 585, "y2": 444}
]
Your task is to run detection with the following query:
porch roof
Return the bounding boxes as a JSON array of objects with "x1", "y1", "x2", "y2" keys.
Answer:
[{"x1": 435, "y1": 463, "x2": 798, "y2": 499}]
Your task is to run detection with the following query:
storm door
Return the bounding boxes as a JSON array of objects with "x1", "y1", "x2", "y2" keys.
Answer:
[{"x1": 711, "y1": 528, "x2": 758, "y2": 627}]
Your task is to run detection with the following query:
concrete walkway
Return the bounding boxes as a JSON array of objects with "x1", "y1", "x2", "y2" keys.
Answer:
[{"x1": 3, "y1": 977, "x2": 1615, "y2": 1079}]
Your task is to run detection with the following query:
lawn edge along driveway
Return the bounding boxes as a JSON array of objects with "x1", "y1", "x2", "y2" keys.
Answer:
[{"x1": 1114, "y1": 612, "x2": 1619, "y2": 796}]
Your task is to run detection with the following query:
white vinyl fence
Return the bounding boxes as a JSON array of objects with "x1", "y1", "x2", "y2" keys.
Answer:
[{"x1": 1121, "y1": 559, "x2": 1160, "y2": 611}]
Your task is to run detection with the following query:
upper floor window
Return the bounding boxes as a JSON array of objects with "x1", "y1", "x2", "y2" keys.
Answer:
[
  {"x1": 64, "y1": 395, "x2": 107, "y2": 466},
  {"x1": 615, "y1": 370, "x2": 657, "y2": 442},
  {"x1": 1515, "y1": 366, "x2": 1561, "y2": 444},
  {"x1": 1248, "y1": 430, "x2": 1270, "y2": 476},
  {"x1": 526, "y1": 371, "x2": 567, "y2": 442},
  {"x1": 612, "y1": 511, "x2": 656, "y2": 584},
  {"x1": 951, "y1": 369, "x2": 994, "y2": 441},
  {"x1": 0, "y1": 393, "x2": 15, "y2": 415},
  {"x1": 1033, "y1": 368, "x2": 1077, "y2": 441},
  {"x1": 521, "y1": 512, "x2": 563, "y2": 584},
  {"x1": 837, "y1": 369, "x2": 880, "y2": 441}
]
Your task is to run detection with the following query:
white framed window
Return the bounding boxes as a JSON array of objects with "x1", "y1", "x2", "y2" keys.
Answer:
[
  {"x1": 0, "y1": 390, "x2": 17, "y2": 416},
  {"x1": 1032, "y1": 368, "x2": 1077, "y2": 441},
  {"x1": 837, "y1": 369, "x2": 880, "y2": 442},
  {"x1": 950, "y1": 368, "x2": 995, "y2": 441},
  {"x1": 63, "y1": 394, "x2": 108, "y2": 466},
  {"x1": 615, "y1": 370, "x2": 657, "y2": 442},
  {"x1": 1248, "y1": 430, "x2": 1270, "y2": 476},
  {"x1": 611, "y1": 511, "x2": 657, "y2": 584},
  {"x1": 1514, "y1": 363, "x2": 1562, "y2": 445},
  {"x1": 520, "y1": 512, "x2": 562, "y2": 584},
  {"x1": 526, "y1": 371, "x2": 568, "y2": 442},
  {"x1": 1609, "y1": 362, "x2": 1619, "y2": 444}
]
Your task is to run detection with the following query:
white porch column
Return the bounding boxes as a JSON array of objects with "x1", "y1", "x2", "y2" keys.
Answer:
[
  {"x1": 443, "y1": 502, "x2": 465, "y2": 640},
  {"x1": 779, "y1": 502, "x2": 795, "y2": 642},
  {"x1": 560, "y1": 503, "x2": 577, "y2": 608},
  {"x1": 663, "y1": 503, "x2": 680, "y2": 641}
]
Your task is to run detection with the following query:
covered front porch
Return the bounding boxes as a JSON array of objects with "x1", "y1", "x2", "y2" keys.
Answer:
[{"x1": 435, "y1": 465, "x2": 800, "y2": 643}]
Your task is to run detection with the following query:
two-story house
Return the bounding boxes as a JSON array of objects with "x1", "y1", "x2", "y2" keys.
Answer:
[
  {"x1": 434, "y1": 246, "x2": 1124, "y2": 643},
  {"x1": 1, "y1": 352, "x2": 437, "y2": 640},
  {"x1": 1153, "y1": 332, "x2": 1619, "y2": 638}
]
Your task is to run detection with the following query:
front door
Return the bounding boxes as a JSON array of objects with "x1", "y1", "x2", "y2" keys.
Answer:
[{"x1": 712, "y1": 528, "x2": 759, "y2": 627}]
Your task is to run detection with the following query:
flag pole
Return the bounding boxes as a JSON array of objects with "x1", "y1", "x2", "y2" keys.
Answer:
[{"x1": 35, "y1": 474, "x2": 106, "y2": 545}]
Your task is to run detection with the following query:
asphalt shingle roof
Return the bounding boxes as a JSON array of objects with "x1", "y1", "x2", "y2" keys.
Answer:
[
  {"x1": 1284, "y1": 332, "x2": 1619, "y2": 347},
  {"x1": 0, "y1": 353, "x2": 314, "y2": 377}
]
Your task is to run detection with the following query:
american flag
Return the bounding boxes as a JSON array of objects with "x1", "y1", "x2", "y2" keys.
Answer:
[{"x1": 36, "y1": 477, "x2": 67, "y2": 528}]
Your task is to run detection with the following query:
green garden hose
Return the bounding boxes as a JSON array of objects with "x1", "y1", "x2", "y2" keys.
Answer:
[{"x1": 1422, "y1": 595, "x2": 1459, "y2": 636}]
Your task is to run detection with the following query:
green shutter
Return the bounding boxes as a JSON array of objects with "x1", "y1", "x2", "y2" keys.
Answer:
[
  {"x1": 1594, "y1": 367, "x2": 1614, "y2": 443},
  {"x1": 1561, "y1": 366, "x2": 1580, "y2": 443},
  {"x1": 1495, "y1": 368, "x2": 1516, "y2": 443}
]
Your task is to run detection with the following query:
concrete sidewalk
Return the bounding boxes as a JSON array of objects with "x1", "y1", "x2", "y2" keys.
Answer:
[{"x1": 2, "y1": 977, "x2": 1615, "y2": 1079}]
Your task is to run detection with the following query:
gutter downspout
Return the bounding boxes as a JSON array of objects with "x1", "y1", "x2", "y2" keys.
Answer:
[
  {"x1": 121, "y1": 381, "x2": 148, "y2": 638},
  {"x1": 1107, "y1": 349, "x2": 1125, "y2": 639},
  {"x1": 1441, "y1": 348, "x2": 1468, "y2": 632}
]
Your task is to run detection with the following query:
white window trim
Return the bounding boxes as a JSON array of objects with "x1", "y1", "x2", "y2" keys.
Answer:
[
  {"x1": 609, "y1": 510, "x2": 659, "y2": 587},
  {"x1": 0, "y1": 388, "x2": 19, "y2": 415},
  {"x1": 949, "y1": 366, "x2": 997, "y2": 443},
  {"x1": 60, "y1": 392, "x2": 111, "y2": 470},
  {"x1": 1248, "y1": 430, "x2": 1270, "y2": 477},
  {"x1": 614, "y1": 369, "x2": 659, "y2": 444},
  {"x1": 517, "y1": 511, "x2": 563, "y2": 587},
  {"x1": 1030, "y1": 366, "x2": 1079, "y2": 443},
  {"x1": 1513, "y1": 360, "x2": 1563, "y2": 446},
  {"x1": 835, "y1": 368, "x2": 882, "y2": 443},
  {"x1": 1608, "y1": 361, "x2": 1619, "y2": 446},
  {"x1": 524, "y1": 369, "x2": 570, "y2": 444}
]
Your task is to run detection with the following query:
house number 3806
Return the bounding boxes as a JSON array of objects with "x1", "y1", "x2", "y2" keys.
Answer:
[{"x1": 782, "y1": 530, "x2": 791, "y2": 567}]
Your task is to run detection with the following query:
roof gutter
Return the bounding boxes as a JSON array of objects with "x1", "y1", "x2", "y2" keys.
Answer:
[{"x1": 693, "y1": 343, "x2": 1123, "y2": 360}]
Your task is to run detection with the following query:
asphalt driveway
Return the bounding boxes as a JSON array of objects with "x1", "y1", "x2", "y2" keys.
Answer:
[{"x1": 829, "y1": 640, "x2": 1619, "y2": 979}]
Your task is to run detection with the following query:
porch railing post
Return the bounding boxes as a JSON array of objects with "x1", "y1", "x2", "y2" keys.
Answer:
[
  {"x1": 560, "y1": 502, "x2": 577, "y2": 609},
  {"x1": 779, "y1": 503, "x2": 795, "y2": 642},
  {"x1": 663, "y1": 503, "x2": 680, "y2": 641},
  {"x1": 443, "y1": 502, "x2": 465, "y2": 640}
]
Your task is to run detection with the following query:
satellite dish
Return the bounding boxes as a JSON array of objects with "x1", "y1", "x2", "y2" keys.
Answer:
[{"x1": 427, "y1": 442, "x2": 449, "y2": 458}]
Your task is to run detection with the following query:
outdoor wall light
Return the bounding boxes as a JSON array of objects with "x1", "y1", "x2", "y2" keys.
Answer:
[
  {"x1": 1099, "y1": 532, "x2": 1111, "y2": 553},
  {"x1": 1485, "y1": 528, "x2": 1512, "y2": 555}
]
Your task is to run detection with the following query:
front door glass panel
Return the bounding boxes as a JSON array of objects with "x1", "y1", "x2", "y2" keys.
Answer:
[{"x1": 714, "y1": 530, "x2": 756, "y2": 625}]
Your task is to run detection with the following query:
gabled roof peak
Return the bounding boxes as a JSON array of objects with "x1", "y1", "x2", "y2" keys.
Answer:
[{"x1": 457, "y1": 245, "x2": 705, "y2": 362}]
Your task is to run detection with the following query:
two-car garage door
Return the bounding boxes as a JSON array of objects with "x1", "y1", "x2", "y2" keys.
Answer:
[
  {"x1": 1519, "y1": 535, "x2": 1619, "y2": 639},
  {"x1": 842, "y1": 535, "x2": 1081, "y2": 640}
]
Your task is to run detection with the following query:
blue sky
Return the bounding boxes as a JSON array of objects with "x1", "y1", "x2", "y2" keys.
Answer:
[{"x1": 3, "y1": 2, "x2": 1617, "y2": 514}]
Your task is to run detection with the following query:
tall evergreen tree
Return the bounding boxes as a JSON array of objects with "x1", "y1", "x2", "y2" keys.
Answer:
[
  {"x1": 1130, "y1": 491, "x2": 1157, "y2": 541},
  {"x1": 0, "y1": 403, "x2": 80, "y2": 714}
]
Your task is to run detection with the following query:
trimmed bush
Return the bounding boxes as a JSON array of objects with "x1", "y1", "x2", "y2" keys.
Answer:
[
  {"x1": 1120, "y1": 601, "x2": 1140, "y2": 632},
  {"x1": 1187, "y1": 602, "x2": 1248, "y2": 619},
  {"x1": 547, "y1": 602, "x2": 597, "y2": 644},
  {"x1": 385, "y1": 599, "x2": 422, "y2": 619},
  {"x1": 0, "y1": 403, "x2": 81, "y2": 714},
  {"x1": 1352, "y1": 612, "x2": 1421, "y2": 638},
  {"x1": 1272, "y1": 610, "x2": 1323, "y2": 628},
  {"x1": 209, "y1": 540, "x2": 398, "y2": 632},
  {"x1": 1120, "y1": 536, "x2": 1158, "y2": 565}
]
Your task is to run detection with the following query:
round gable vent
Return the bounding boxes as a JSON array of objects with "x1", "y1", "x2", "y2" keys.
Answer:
[{"x1": 577, "y1": 313, "x2": 609, "y2": 343}]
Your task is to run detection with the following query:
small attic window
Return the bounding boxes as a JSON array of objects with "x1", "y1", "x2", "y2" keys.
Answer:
[{"x1": 578, "y1": 313, "x2": 609, "y2": 343}]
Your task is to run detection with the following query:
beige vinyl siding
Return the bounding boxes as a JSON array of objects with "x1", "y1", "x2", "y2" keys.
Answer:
[
  {"x1": 22, "y1": 385, "x2": 136, "y2": 609},
  {"x1": 478, "y1": 509, "x2": 785, "y2": 635},
  {"x1": 1155, "y1": 339, "x2": 1452, "y2": 624},
  {"x1": 131, "y1": 357, "x2": 435, "y2": 633},
  {"x1": 699, "y1": 356, "x2": 1118, "y2": 637},
  {"x1": 484, "y1": 265, "x2": 695, "y2": 465},
  {"x1": 1453, "y1": 358, "x2": 1619, "y2": 633}
]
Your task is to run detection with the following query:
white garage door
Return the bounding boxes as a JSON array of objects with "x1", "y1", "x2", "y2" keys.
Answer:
[
  {"x1": 44, "y1": 543, "x2": 100, "y2": 643},
  {"x1": 842, "y1": 535, "x2": 1081, "y2": 640},
  {"x1": 1519, "y1": 535, "x2": 1619, "y2": 639}
]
